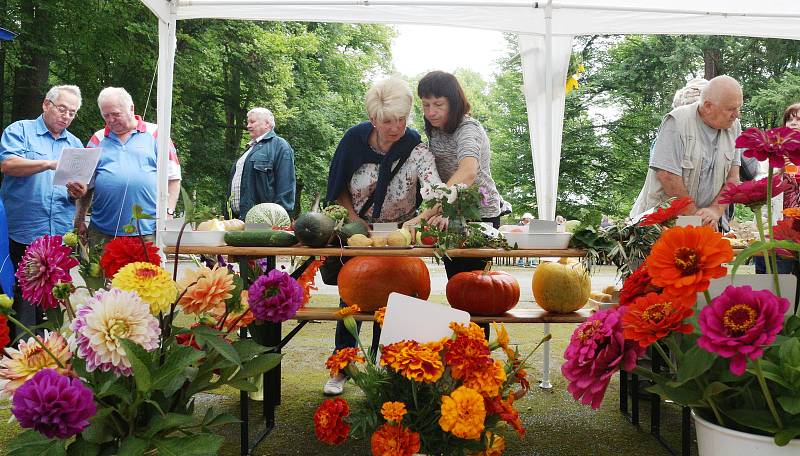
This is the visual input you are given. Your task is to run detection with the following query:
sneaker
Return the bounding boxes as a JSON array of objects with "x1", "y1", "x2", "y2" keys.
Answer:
[{"x1": 323, "y1": 375, "x2": 346, "y2": 396}]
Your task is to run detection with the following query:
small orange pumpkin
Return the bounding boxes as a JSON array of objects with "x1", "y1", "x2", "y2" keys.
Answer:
[
  {"x1": 338, "y1": 256, "x2": 431, "y2": 312},
  {"x1": 446, "y1": 262, "x2": 520, "y2": 316}
]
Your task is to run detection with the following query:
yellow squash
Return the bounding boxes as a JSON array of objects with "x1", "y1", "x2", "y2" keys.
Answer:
[{"x1": 532, "y1": 261, "x2": 591, "y2": 313}]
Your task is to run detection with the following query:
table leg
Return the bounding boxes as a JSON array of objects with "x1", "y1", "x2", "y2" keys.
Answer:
[{"x1": 539, "y1": 322, "x2": 552, "y2": 389}]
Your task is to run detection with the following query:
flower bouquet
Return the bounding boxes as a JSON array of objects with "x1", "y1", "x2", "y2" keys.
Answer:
[
  {"x1": 313, "y1": 316, "x2": 548, "y2": 455},
  {"x1": 0, "y1": 202, "x2": 308, "y2": 454},
  {"x1": 562, "y1": 126, "x2": 800, "y2": 449}
]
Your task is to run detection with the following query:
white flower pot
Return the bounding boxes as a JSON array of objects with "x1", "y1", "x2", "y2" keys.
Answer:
[{"x1": 693, "y1": 412, "x2": 800, "y2": 455}]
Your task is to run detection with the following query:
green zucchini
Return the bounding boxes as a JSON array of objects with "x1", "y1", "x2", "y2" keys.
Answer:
[{"x1": 224, "y1": 230, "x2": 297, "y2": 247}]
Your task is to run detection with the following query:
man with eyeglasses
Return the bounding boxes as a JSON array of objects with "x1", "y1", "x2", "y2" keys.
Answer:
[
  {"x1": 630, "y1": 75, "x2": 743, "y2": 230},
  {"x1": 0, "y1": 84, "x2": 88, "y2": 340}
]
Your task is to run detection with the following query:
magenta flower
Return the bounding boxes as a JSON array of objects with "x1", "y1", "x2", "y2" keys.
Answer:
[
  {"x1": 248, "y1": 269, "x2": 304, "y2": 322},
  {"x1": 718, "y1": 175, "x2": 789, "y2": 208},
  {"x1": 15, "y1": 235, "x2": 79, "y2": 310},
  {"x1": 737, "y1": 126, "x2": 800, "y2": 168},
  {"x1": 11, "y1": 368, "x2": 96, "y2": 439},
  {"x1": 561, "y1": 308, "x2": 645, "y2": 409},
  {"x1": 697, "y1": 285, "x2": 789, "y2": 376}
]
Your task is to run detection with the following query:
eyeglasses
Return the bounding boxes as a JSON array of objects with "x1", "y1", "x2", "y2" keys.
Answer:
[{"x1": 47, "y1": 100, "x2": 77, "y2": 118}]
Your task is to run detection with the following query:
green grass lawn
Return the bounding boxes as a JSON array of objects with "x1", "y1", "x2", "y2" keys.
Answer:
[{"x1": 0, "y1": 294, "x2": 693, "y2": 455}]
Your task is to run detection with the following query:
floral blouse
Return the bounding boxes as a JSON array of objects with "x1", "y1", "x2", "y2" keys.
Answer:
[{"x1": 349, "y1": 143, "x2": 442, "y2": 223}]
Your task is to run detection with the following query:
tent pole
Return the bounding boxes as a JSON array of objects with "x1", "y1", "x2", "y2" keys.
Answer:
[
  {"x1": 539, "y1": 0, "x2": 553, "y2": 390},
  {"x1": 155, "y1": 7, "x2": 178, "y2": 251}
]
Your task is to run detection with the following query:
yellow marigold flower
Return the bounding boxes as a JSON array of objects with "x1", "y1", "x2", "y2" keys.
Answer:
[
  {"x1": 450, "y1": 321, "x2": 488, "y2": 346},
  {"x1": 177, "y1": 266, "x2": 234, "y2": 315},
  {"x1": 463, "y1": 359, "x2": 507, "y2": 398},
  {"x1": 380, "y1": 340, "x2": 444, "y2": 383},
  {"x1": 336, "y1": 304, "x2": 361, "y2": 317},
  {"x1": 470, "y1": 432, "x2": 506, "y2": 456},
  {"x1": 0, "y1": 331, "x2": 72, "y2": 399},
  {"x1": 325, "y1": 347, "x2": 365, "y2": 377},
  {"x1": 112, "y1": 262, "x2": 177, "y2": 315},
  {"x1": 439, "y1": 386, "x2": 486, "y2": 440},
  {"x1": 380, "y1": 401, "x2": 407, "y2": 423},
  {"x1": 373, "y1": 307, "x2": 386, "y2": 327}
]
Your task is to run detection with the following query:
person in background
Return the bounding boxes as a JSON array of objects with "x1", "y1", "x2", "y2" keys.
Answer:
[
  {"x1": 630, "y1": 76, "x2": 743, "y2": 231},
  {"x1": 322, "y1": 78, "x2": 441, "y2": 396},
  {"x1": 0, "y1": 85, "x2": 87, "y2": 341},
  {"x1": 417, "y1": 70, "x2": 503, "y2": 278},
  {"x1": 517, "y1": 212, "x2": 533, "y2": 226},
  {"x1": 229, "y1": 107, "x2": 296, "y2": 219},
  {"x1": 75, "y1": 87, "x2": 181, "y2": 247},
  {"x1": 516, "y1": 212, "x2": 534, "y2": 267},
  {"x1": 600, "y1": 214, "x2": 613, "y2": 229}
]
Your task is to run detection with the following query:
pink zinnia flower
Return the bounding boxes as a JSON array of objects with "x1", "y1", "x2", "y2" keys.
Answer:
[
  {"x1": 561, "y1": 308, "x2": 645, "y2": 409},
  {"x1": 718, "y1": 176, "x2": 789, "y2": 208},
  {"x1": 248, "y1": 269, "x2": 304, "y2": 322},
  {"x1": 697, "y1": 285, "x2": 789, "y2": 376},
  {"x1": 737, "y1": 126, "x2": 800, "y2": 168},
  {"x1": 11, "y1": 368, "x2": 96, "y2": 439},
  {"x1": 15, "y1": 235, "x2": 78, "y2": 310}
]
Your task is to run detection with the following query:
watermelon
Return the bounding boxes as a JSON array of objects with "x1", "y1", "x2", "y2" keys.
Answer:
[
  {"x1": 293, "y1": 212, "x2": 336, "y2": 247},
  {"x1": 245, "y1": 203, "x2": 291, "y2": 227}
]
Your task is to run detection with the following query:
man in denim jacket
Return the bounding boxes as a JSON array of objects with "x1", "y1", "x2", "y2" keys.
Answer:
[{"x1": 229, "y1": 107, "x2": 296, "y2": 219}]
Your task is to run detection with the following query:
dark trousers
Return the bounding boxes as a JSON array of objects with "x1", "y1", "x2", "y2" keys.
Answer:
[
  {"x1": 9, "y1": 239, "x2": 44, "y2": 343},
  {"x1": 443, "y1": 215, "x2": 501, "y2": 279},
  {"x1": 334, "y1": 298, "x2": 380, "y2": 355}
]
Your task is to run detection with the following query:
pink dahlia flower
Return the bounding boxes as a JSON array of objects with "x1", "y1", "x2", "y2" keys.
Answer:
[
  {"x1": 561, "y1": 308, "x2": 645, "y2": 409},
  {"x1": 697, "y1": 285, "x2": 789, "y2": 376},
  {"x1": 12, "y1": 368, "x2": 96, "y2": 439},
  {"x1": 15, "y1": 235, "x2": 78, "y2": 310},
  {"x1": 737, "y1": 126, "x2": 800, "y2": 168},
  {"x1": 248, "y1": 269, "x2": 303, "y2": 323},
  {"x1": 718, "y1": 176, "x2": 789, "y2": 207}
]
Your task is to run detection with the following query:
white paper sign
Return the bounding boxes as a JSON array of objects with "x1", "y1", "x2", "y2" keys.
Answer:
[
  {"x1": 379, "y1": 293, "x2": 470, "y2": 348},
  {"x1": 696, "y1": 274, "x2": 797, "y2": 316},
  {"x1": 53, "y1": 148, "x2": 100, "y2": 186}
]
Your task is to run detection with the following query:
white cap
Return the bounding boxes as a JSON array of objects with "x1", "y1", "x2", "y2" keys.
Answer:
[{"x1": 522, "y1": 212, "x2": 534, "y2": 220}]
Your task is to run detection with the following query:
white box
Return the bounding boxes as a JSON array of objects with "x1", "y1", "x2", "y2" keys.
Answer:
[
  {"x1": 676, "y1": 215, "x2": 702, "y2": 227},
  {"x1": 502, "y1": 232, "x2": 572, "y2": 249},
  {"x1": 372, "y1": 222, "x2": 399, "y2": 231},
  {"x1": 160, "y1": 230, "x2": 226, "y2": 247},
  {"x1": 527, "y1": 219, "x2": 558, "y2": 233}
]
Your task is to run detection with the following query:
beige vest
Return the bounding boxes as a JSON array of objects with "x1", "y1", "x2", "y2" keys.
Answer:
[{"x1": 630, "y1": 102, "x2": 740, "y2": 219}]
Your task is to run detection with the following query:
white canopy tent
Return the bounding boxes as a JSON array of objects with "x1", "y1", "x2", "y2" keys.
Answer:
[{"x1": 140, "y1": 0, "x2": 800, "y2": 387}]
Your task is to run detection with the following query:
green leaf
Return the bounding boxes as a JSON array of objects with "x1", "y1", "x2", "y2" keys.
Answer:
[
  {"x1": 673, "y1": 345, "x2": 716, "y2": 385},
  {"x1": 151, "y1": 345, "x2": 205, "y2": 391},
  {"x1": 144, "y1": 413, "x2": 197, "y2": 439},
  {"x1": 724, "y1": 408, "x2": 780, "y2": 434},
  {"x1": 65, "y1": 436, "x2": 99, "y2": 456},
  {"x1": 132, "y1": 204, "x2": 144, "y2": 219},
  {"x1": 785, "y1": 315, "x2": 800, "y2": 336},
  {"x1": 228, "y1": 353, "x2": 283, "y2": 382},
  {"x1": 152, "y1": 433, "x2": 224, "y2": 456},
  {"x1": 7, "y1": 431, "x2": 66, "y2": 456},
  {"x1": 730, "y1": 240, "x2": 770, "y2": 276},
  {"x1": 775, "y1": 427, "x2": 800, "y2": 446},
  {"x1": 119, "y1": 339, "x2": 152, "y2": 392},
  {"x1": 80, "y1": 407, "x2": 116, "y2": 444},
  {"x1": 180, "y1": 185, "x2": 195, "y2": 223},
  {"x1": 778, "y1": 395, "x2": 800, "y2": 414},
  {"x1": 703, "y1": 382, "x2": 731, "y2": 399},
  {"x1": 232, "y1": 338, "x2": 271, "y2": 362},
  {"x1": 97, "y1": 380, "x2": 132, "y2": 403},
  {"x1": 191, "y1": 326, "x2": 240, "y2": 365},
  {"x1": 225, "y1": 378, "x2": 259, "y2": 392},
  {"x1": 116, "y1": 437, "x2": 150, "y2": 456},
  {"x1": 122, "y1": 224, "x2": 136, "y2": 234},
  {"x1": 780, "y1": 337, "x2": 800, "y2": 366},
  {"x1": 646, "y1": 383, "x2": 703, "y2": 406},
  {"x1": 202, "y1": 412, "x2": 240, "y2": 428}
]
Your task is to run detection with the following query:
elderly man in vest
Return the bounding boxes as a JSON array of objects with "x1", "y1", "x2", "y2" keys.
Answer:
[{"x1": 631, "y1": 75, "x2": 743, "y2": 229}]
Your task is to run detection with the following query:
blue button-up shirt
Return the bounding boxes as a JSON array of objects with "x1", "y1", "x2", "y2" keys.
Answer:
[
  {"x1": 87, "y1": 122, "x2": 158, "y2": 236},
  {"x1": 0, "y1": 116, "x2": 82, "y2": 245}
]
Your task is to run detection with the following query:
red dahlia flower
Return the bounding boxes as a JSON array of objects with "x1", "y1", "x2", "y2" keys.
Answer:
[{"x1": 100, "y1": 236, "x2": 161, "y2": 278}]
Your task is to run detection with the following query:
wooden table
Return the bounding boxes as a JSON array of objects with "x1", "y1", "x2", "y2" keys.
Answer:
[{"x1": 164, "y1": 245, "x2": 588, "y2": 455}]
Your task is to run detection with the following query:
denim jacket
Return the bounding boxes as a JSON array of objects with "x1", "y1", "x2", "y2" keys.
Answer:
[{"x1": 229, "y1": 130, "x2": 296, "y2": 218}]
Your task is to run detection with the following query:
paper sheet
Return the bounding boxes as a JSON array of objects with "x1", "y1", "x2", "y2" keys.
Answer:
[{"x1": 53, "y1": 148, "x2": 100, "y2": 186}]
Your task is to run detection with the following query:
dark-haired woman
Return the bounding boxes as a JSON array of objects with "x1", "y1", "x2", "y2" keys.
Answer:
[{"x1": 417, "y1": 70, "x2": 503, "y2": 278}]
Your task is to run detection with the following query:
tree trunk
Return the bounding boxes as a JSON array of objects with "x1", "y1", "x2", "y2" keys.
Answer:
[
  {"x1": 703, "y1": 39, "x2": 723, "y2": 80},
  {"x1": 222, "y1": 49, "x2": 242, "y2": 158},
  {"x1": 293, "y1": 179, "x2": 303, "y2": 218},
  {"x1": 11, "y1": 0, "x2": 53, "y2": 121}
]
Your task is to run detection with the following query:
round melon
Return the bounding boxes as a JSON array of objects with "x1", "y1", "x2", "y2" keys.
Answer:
[
  {"x1": 293, "y1": 212, "x2": 336, "y2": 247},
  {"x1": 532, "y1": 261, "x2": 591, "y2": 313},
  {"x1": 245, "y1": 203, "x2": 291, "y2": 227}
]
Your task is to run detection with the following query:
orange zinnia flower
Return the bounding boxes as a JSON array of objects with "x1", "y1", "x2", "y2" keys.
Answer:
[
  {"x1": 380, "y1": 340, "x2": 444, "y2": 383},
  {"x1": 380, "y1": 401, "x2": 407, "y2": 423},
  {"x1": 336, "y1": 304, "x2": 361, "y2": 317},
  {"x1": 646, "y1": 225, "x2": 732, "y2": 296},
  {"x1": 374, "y1": 307, "x2": 386, "y2": 327},
  {"x1": 621, "y1": 292, "x2": 696, "y2": 348},
  {"x1": 370, "y1": 423, "x2": 420, "y2": 456},
  {"x1": 325, "y1": 347, "x2": 365, "y2": 377}
]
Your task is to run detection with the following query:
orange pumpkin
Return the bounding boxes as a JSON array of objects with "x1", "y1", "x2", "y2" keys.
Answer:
[
  {"x1": 446, "y1": 262, "x2": 520, "y2": 316},
  {"x1": 337, "y1": 256, "x2": 431, "y2": 312}
]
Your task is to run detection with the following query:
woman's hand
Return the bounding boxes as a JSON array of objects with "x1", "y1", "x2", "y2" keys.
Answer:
[
  {"x1": 427, "y1": 214, "x2": 449, "y2": 231},
  {"x1": 401, "y1": 217, "x2": 422, "y2": 239}
]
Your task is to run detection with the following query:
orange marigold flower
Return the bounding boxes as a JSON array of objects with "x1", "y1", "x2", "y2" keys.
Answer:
[
  {"x1": 380, "y1": 340, "x2": 444, "y2": 383},
  {"x1": 463, "y1": 359, "x2": 507, "y2": 398},
  {"x1": 784, "y1": 207, "x2": 800, "y2": 219},
  {"x1": 374, "y1": 307, "x2": 386, "y2": 327},
  {"x1": 370, "y1": 423, "x2": 420, "y2": 456},
  {"x1": 314, "y1": 398, "x2": 350, "y2": 445},
  {"x1": 445, "y1": 334, "x2": 493, "y2": 381},
  {"x1": 336, "y1": 304, "x2": 361, "y2": 317},
  {"x1": 325, "y1": 347, "x2": 365, "y2": 377},
  {"x1": 646, "y1": 225, "x2": 732, "y2": 296},
  {"x1": 439, "y1": 386, "x2": 486, "y2": 440},
  {"x1": 449, "y1": 321, "x2": 488, "y2": 345},
  {"x1": 484, "y1": 395, "x2": 525, "y2": 437},
  {"x1": 491, "y1": 322, "x2": 515, "y2": 360},
  {"x1": 470, "y1": 432, "x2": 506, "y2": 456},
  {"x1": 380, "y1": 401, "x2": 407, "y2": 423},
  {"x1": 622, "y1": 292, "x2": 696, "y2": 348}
]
